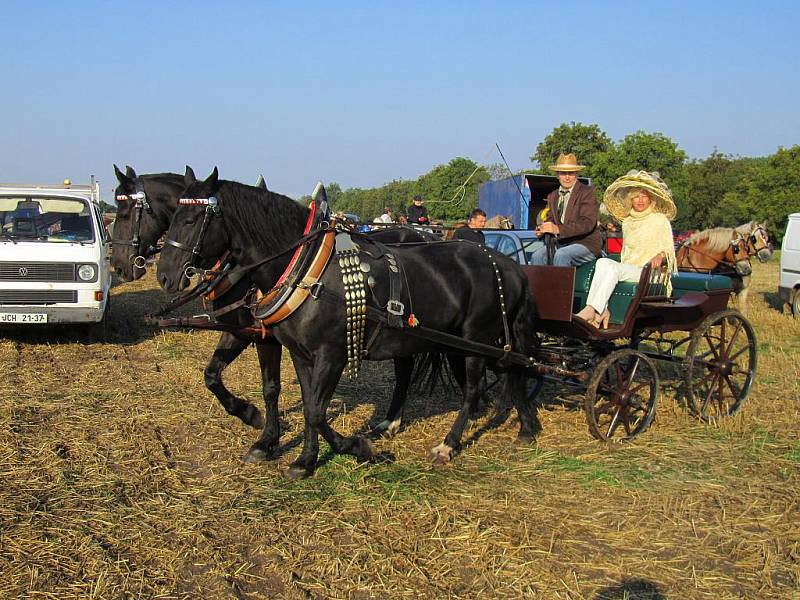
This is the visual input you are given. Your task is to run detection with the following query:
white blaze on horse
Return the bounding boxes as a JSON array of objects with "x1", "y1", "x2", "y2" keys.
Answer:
[{"x1": 676, "y1": 221, "x2": 772, "y2": 313}]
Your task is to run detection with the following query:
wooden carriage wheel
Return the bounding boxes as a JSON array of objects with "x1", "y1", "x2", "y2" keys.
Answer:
[
  {"x1": 585, "y1": 349, "x2": 659, "y2": 442},
  {"x1": 684, "y1": 310, "x2": 756, "y2": 421}
]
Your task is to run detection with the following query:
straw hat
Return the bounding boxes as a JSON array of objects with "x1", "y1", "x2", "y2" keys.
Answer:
[
  {"x1": 548, "y1": 153, "x2": 585, "y2": 172},
  {"x1": 603, "y1": 170, "x2": 677, "y2": 221}
]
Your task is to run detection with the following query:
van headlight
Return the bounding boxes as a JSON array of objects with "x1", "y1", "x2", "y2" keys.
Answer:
[{"x1": 77, "y1": 263, "x2": 98, "y2": 282}]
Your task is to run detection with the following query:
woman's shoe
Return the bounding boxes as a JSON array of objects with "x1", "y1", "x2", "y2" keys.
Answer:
[
  {"x1": 594, "y1": 309, "x2": 611, "y2": 329},
  {"x1": 572, "y1": 314, "x2": 597, "y2": 328},
  {"x1": 575, "y1": 306, "x2": 596, "y2": 322}
]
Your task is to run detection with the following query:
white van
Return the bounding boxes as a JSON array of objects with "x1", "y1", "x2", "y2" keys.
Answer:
[
  {"x1": 0, "y1": 179, "x2": 111, "y2": 328},
  {"x1": 779, "y1": 213, "x2": 800, "y2": 318}
]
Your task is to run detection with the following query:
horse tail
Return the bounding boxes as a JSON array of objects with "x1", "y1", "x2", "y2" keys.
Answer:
[
  {"x1": 410, "y1": 351, "x2": 455, "y2": 395},
  {"x1": 504, "y1": 274, "x2": 541, "y2": 441}
]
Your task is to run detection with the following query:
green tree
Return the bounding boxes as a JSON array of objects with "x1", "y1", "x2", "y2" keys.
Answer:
[
  {"x1": 682, "y1": 152, "x2": 765, "y2": 230},
  {"x1": 531, "y1": 122, "x2": 612, "y2": 179},
  {"x1": 737, "y1": 145, "x2": 800, "y2": 242},
  {"x1": 418, "y1": 157, "x2": 490, "y2": 222},
  {"x1": 485, "y1": 162, "x2": 513, "y2": 181},
  {"x1": 330, "y1": 157, "x2": 489, "y2": 223},
  {"x1": 326, "y1": 182, "x2": 343, "y2": 207},
  {"x1": 591, "y1": 131, "x2": 688, "y2": 225}
]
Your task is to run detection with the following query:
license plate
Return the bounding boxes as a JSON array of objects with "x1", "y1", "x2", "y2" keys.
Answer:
[{"x1": 0, "y1": 312, "x2": 48, "y2": 323}]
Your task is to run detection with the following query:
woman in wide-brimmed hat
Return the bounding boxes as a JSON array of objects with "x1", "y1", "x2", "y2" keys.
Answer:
[{"x1": 575, "y1": 170, "x2": 677, "y2": 328}]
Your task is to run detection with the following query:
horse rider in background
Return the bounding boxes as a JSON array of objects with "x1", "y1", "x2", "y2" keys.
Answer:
[{"x1": 407, "y1": 194, "x2": 430, "y2": 226}]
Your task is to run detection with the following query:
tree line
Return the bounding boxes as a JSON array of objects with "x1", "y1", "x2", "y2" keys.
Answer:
[{"x1": 327, "y1": 122, "x2": 800, "y2": 241}]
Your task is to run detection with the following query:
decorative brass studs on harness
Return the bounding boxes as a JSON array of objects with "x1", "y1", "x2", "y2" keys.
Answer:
[
  {"x1": 479, "y1": 245, "x2": 512, "y2": 354},
  {"x1": 338, "y1": 248, "x2": 367, "y2": 380}
]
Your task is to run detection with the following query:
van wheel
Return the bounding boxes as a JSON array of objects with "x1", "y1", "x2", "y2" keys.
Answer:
[{"x1": 793, "y1": 289, "x2": 800, "y2": 319}]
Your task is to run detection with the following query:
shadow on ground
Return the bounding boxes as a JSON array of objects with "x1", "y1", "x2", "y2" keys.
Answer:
[{"x1": 594, "y1": 578, "x2": 667, "y2": 600}]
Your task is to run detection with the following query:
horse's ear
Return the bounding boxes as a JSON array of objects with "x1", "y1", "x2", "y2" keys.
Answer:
[
  {"x1": 255, "y1": 174, "x2": 267, "y2": 190},
  {"x1": 113, "y1": 164, "x2": 129, "y2": 185},
  {"x1": 205, "y1": 167, "x2": 219, "y2": 189},
  {"x1": 184, "y1": 165, "x2": 197, "y2": 185},
  {"x1": 125, "y1": 165, "x2": 137, "y2": 179}
]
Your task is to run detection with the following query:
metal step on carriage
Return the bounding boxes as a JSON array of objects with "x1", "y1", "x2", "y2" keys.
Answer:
[{"x1": 520, "y1": 256, "x2": 757, "y2": 442}]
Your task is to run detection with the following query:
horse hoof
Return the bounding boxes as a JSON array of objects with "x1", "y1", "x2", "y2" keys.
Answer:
[
  {"x1": 284, "y1": 465, "x2": 314, "y2": 480},
  {"x1": 516, "y1": 433, "x2": 534, "y2": 445},
  {"x1": 244, "y1": 406, "x2": 265, "y2": 430},
  {"x1": 354, "y1": 438, "x2": 376, "y2": 462},
  {"x1": 373, "y1": 419, "x2": 401, "y2": 439},
  {"x1": 242, "y1": 449, "x2": 266, "y2": 464},
  {"x1": 241, "y1": 446, "x2": 276, "y2": 464},
  {"x1": 430, "y1": 443, "x2": 453, "y2": 465}
]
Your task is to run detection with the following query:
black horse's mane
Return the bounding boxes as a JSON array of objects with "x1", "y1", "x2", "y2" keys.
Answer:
[{"x1": 217, "y1": 180, "x2": 310, "y2": 254}]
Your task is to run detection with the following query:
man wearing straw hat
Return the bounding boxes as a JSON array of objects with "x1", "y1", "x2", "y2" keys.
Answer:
[{"x1": 531, "y1": 153, "x2": 601, "y2": 266}]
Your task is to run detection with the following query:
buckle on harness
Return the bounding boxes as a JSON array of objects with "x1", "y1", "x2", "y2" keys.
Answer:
[
  {"x1": 387, "y1": 300, "x2": 405, "y2": 316},
  {"x1": 298, "y1": 280, "x2": 323, "y2": 300}
]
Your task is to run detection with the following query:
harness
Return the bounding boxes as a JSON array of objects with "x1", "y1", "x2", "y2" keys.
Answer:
[
  {"x1": 744, "y1": 224, "x2": 772, "y2": 261},
  {"x1": 154, "y1": 203, "x2": 518, "y2": 377},
  {"x1": 163, "y1": 195, "x2": 221, "y2": 271},
  {"x1": 112, "y1": 182, "x2": 159, "y2": 268}
]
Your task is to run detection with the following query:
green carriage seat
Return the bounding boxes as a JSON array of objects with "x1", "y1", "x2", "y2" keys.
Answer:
[
  {"x1": 573, "y1": 261, "x2": 734, "y2": 326},
  {"x1": 670, "y1": 272, "x2": 733, "y2": 298}
]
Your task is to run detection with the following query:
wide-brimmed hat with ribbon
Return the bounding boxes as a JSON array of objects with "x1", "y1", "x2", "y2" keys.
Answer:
[
  {"x1": 548, "y1": 153, "x2": 585, "y2": 172},
  {"x1": 603, "y1": 170, "x2": 677, "y2": 221}
]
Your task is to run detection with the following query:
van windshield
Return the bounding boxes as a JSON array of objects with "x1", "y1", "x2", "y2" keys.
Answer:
[{"x1": 0, "y1": 196, "x2": 95, "y2": 243}]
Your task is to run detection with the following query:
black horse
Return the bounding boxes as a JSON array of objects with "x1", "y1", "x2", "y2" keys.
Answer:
[
  {"x1": 157, "y1": 167, "x2": 540, "y2": 479},
  {"x1": 112, "y1": 166, "x2": 443, "y2": 461},
  {"x1": 112, "y1": 166, "x2": 283, "y2": 460}
]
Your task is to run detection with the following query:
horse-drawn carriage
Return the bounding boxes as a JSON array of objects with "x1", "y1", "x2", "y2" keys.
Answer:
[
  {"x1": 113, "y1": 168, "x2": 762, "y2": 477},
  {"x1": 521, "y1": 260, "x2": 755, "y2": 441}
]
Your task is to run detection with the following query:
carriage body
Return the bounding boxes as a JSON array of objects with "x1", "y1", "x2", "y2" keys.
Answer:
[{"x1": 521, "y1": 262, "x2": 757, "y2": 442}]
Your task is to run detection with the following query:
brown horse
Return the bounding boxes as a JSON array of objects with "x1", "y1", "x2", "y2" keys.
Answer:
[{"x1": 676, "y1": 222, "x2": 772, "y2": 312}]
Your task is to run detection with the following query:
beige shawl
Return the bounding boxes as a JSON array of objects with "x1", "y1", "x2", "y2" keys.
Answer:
[{"x1": 621, "y1": 206, "x2": 676, "y2": 292}]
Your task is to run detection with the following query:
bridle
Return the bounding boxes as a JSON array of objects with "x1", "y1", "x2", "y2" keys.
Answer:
[
  {"x1": 112, "y1": 182, "x2": 157, "y2": 268},
  {"x1": 163, "y1": 195, "x2": 222, "y2": 279},
  {"x1": 745, "y1": 224, "x2": 772, "y2": 262}
]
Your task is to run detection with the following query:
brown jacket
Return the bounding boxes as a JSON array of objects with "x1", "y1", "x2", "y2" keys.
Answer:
[{"x1": 544, "y1": 180, "x2": 602, "y2": 256}]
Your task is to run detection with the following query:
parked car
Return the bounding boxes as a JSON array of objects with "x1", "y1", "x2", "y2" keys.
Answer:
[
  {"x1": 0, "y1": 178, "x2": 111, "y2": 329},
  {"x1": 779, "y1": 213, "x2": 800, "y2": 318}
]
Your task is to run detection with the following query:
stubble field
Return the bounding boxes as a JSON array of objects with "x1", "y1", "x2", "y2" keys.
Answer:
[{"x1": 1, "y1": 258, "x2": 798, "y2": 599}]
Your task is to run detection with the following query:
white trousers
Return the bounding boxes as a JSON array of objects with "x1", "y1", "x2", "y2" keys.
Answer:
[{"x1": 586, "y1": 258, "x2": 642, "y2": 313}]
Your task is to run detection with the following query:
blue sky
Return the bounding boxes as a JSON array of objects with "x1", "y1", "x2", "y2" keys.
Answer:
[{"x1": 1, "y1": 1, "x2": 798, "y2": 201}]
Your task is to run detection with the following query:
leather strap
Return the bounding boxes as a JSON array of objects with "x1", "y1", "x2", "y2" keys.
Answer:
[{"x1": 253, "y1": 229, "x2": 336, "y2": 326}]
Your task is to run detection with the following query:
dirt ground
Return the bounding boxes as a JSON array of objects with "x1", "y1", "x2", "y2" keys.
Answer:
[{"x1": 1, "y1": 258, "x2": 798, "y2": 599}]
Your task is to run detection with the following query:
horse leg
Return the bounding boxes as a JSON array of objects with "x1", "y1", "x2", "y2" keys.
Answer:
[
  {"x1": 373, "y1": 356, "x2": 414, "y2": 438},
  {"x1": 431, "y1": 355, "x2": 484, "y2": 465},
  {"x1": 509, "y1": 366, "x2": 542, "y2": 444},
  {"x1": 737, "y1": 276, "x2": 750, "y2": 314},
  {"x1": 287, "y1": 349, "x2": 375, "y2": 479},
  {"x1": 243, "y1": 341, "x2": 283, "y2": 463},
  {"x1": 204, "y1": 333, "x2": 264, "y2": 429}
]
